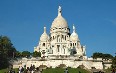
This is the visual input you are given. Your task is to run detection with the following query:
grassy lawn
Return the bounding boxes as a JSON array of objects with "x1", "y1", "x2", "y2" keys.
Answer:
[
  {"x1": 0, "y1": 68, "x2": 18, "y2": 73},
  {"x1": 0, "y1": 68, "x2": 90, "y2": 73},
  {"x1": 0, "y1": 67, "x2": 114, "y2": 73},
  {"x1": 42, "y1": 68, "x2": 90, "y2": 73}
]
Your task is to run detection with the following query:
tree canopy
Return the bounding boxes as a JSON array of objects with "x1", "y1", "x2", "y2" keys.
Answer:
[
  {"x1": 112, "y1": 56, "x2": 116, "y2": 68},
  {"x1": 15, "y1": 51, "x2": 22, "y2": 58},
  {"x1": 21, "y1": 51, "x2": 31, "y2": 58},
  {"x1": 92, "y1": 52, "x2": 113, "y2": 59},
  {"x1": 32, "y1": 51, "x2": 41, "y2": 57},
  {"x1": 0, "y1": 36, "x2": 16, "y2": 69}
]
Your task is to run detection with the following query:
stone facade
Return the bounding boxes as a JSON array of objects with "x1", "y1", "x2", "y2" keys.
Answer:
[
  {"x1": 13, "y1": 58, "x2": 103, "y2": 69},
  {"x1": 34, "y1": 6, "x2": 86, "y2": 59}
]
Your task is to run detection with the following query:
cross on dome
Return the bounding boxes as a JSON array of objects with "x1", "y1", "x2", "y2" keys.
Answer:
[
  {"x1": 51, "y1": 6, "x2": 68, "y2": 28},
  {"x1": 44, "y1": 27, "x2": 46, "y2": 33},
  {"x1": 73, "y1": 24, "x2": 76, "y2": 33},
  {"x1": 58, "y1": 6, "x2": 62, "y2": 16}
]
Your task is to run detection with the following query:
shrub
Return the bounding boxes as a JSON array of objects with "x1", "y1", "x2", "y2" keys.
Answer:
[
  {"x1": 39, "y1": 65, "x2": 47, "y2": 69},
  {"x1": 57, "y1": 64, "x2": 67, "y2": 68}
]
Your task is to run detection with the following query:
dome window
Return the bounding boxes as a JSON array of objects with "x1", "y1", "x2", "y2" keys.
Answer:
[
  {"x1": 70, "y1": 43, "x2": 72, "y2": 46},
  {"x1": 73, "y1": 43, "x2": 74, "y2": 46},
  {"x1": 62, "y1": 35, "x2": 64, "y2": 39},
  {"x1": 43, "y1": 43, "x2": 45, "y2": 47},
  {"x1": 53, "y1": 36, "x2": 54, "y2": 39},
  {"x1": 59, "y1": 28, "x2": 61, "y2": 29},
  {"x1": 65, "y1": 36, "x2": 66, "y2": 40},
  {"x1": 52, "y1": 45, "x2": 54, "y2": 47}
]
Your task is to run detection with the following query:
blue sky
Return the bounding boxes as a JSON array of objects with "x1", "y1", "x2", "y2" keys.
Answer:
[{"x1": 0, "y1": 0, "x2": 116, "y2": 57}]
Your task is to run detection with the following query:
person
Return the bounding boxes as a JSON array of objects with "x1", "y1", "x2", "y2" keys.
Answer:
[
  {"x1": 98, "y1": 71, "x2": 101, "y2": 73},
  {"x1": 24, "y1": 69, "x2": 27, "y2": 73},
  {"x1": 24, "y1": 64, "x2": 26, "y2": 71},
  {"x1": 21, "y1": 66, "x2": 24, "y2": 73},
  {"x1": 8, "y1": 68, "x2": 13, "y2": 73},
  {"x1": 64, "y1": 68, "x2": 68, "y2": 73},
  {"x1": 35, "y1": 67, "x2": 41, "y2": 73},
  {"x1": 32, "y1": 65, "x2": 35, "y2": 70},
  {"x1": 30, "y1": 64, "x2": 33, "y2": 71},
  {"x1": 8, "y1": 70, "x2": 12, "y2": 73},
  {"x1": 112, "y1": 68, "x2": 115, "y2": 73},
  {"x1": 18, "y1": 66, "x2": 21, "y2": 73},
  {"x1": 31, "y1": 69, "x2": 34, "y2": 73},
  {"x1": 12, "y1": 69, "x2": 15, "y2": 73},
  {"x1": 79, "y1": 71, "x2": 81, "y2": 73},
  {"x1": 27, "y1": 69, "x2": 30, "y2": 73}
]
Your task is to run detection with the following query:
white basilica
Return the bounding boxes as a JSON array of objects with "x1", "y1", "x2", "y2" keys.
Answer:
[
  {"x1": 34, "y1": 6, "x2": 86, "y2": 59},
  {"x1": 13, "y1": 6, "x2": 110, "y2": 70}
]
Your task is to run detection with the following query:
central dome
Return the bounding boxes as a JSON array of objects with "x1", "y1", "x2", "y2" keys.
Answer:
[
  {"x1": 51, "y1": 15, "x2": 68, "y2": 28},
  {"x1": 51, "y1": 6, "x2": 68, "y2": 28}
]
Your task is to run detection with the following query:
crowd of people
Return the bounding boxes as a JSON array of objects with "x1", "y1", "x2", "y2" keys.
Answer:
[
  {"x1": 6, "y1": 65, "x2": 116, "y2": 73},
  {"x1": 7, "y1": 66, "x2": 69, "y2": 73},
  {"x1": 18, "y1": 65, "x2": 42, "y2": 73},
  {"x1": 7, "y1": 64, "x2": 42, "y2": 73},
  {"x1": 7, "y1": 65, "x2": 70, "y2": 73}
]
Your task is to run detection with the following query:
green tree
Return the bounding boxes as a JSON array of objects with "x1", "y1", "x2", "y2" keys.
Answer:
[
  {"x1": 32, "y1": 51, "x2": 41, "y2": 57},
  {"x1": 103, "y1": 54, "x2": 113, "y2": 59},
  {"x1": 15, "y1": 51, "x2": 22, "y2": 58},
  {"x1": 92, "y1": 52, "x2": 103, "y2": 59},
  {"x1": 112, "y1": 57, "x2": 116, "y2": 68},
  {"x1": 21, "y1": 51, "x2": 31, "y2": 58},
  {"x1": 0, "y1": 36, "x2": 16, "y2": 58},
  {"x1": 0, "y1": 36, "x2": 16, "y2": 69},
  {"x1": 92, "y1": 52, "x2": 113, "y2": 59},
  {"x1": 0, "y1": 50, "x2": 9, "y2": 69}
]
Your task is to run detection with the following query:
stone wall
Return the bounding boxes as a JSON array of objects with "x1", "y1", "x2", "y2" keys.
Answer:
[
  {"x1": 104, "y1": 64, "x2": 112, "y2": 69},
  {"x1": 13, "y1": 59, "x2": 103, "y2": 69}
]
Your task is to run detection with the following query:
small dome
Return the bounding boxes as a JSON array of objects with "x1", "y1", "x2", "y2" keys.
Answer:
[
  {"x1": 40, "y1": 27, "x2": 49, "y2": 41},
  {"x1": 51, "y1": 6, "x2": 68, "y2": 28},
  {"x1": 40, "y1": 33, "x2": 49, "y2": 41},
  {"x1": 70, "y1": 32, "x2": 78, "y2": 41},
  {"x1": 70, "y1": 25, "x2": 78, "y2": 41}
]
